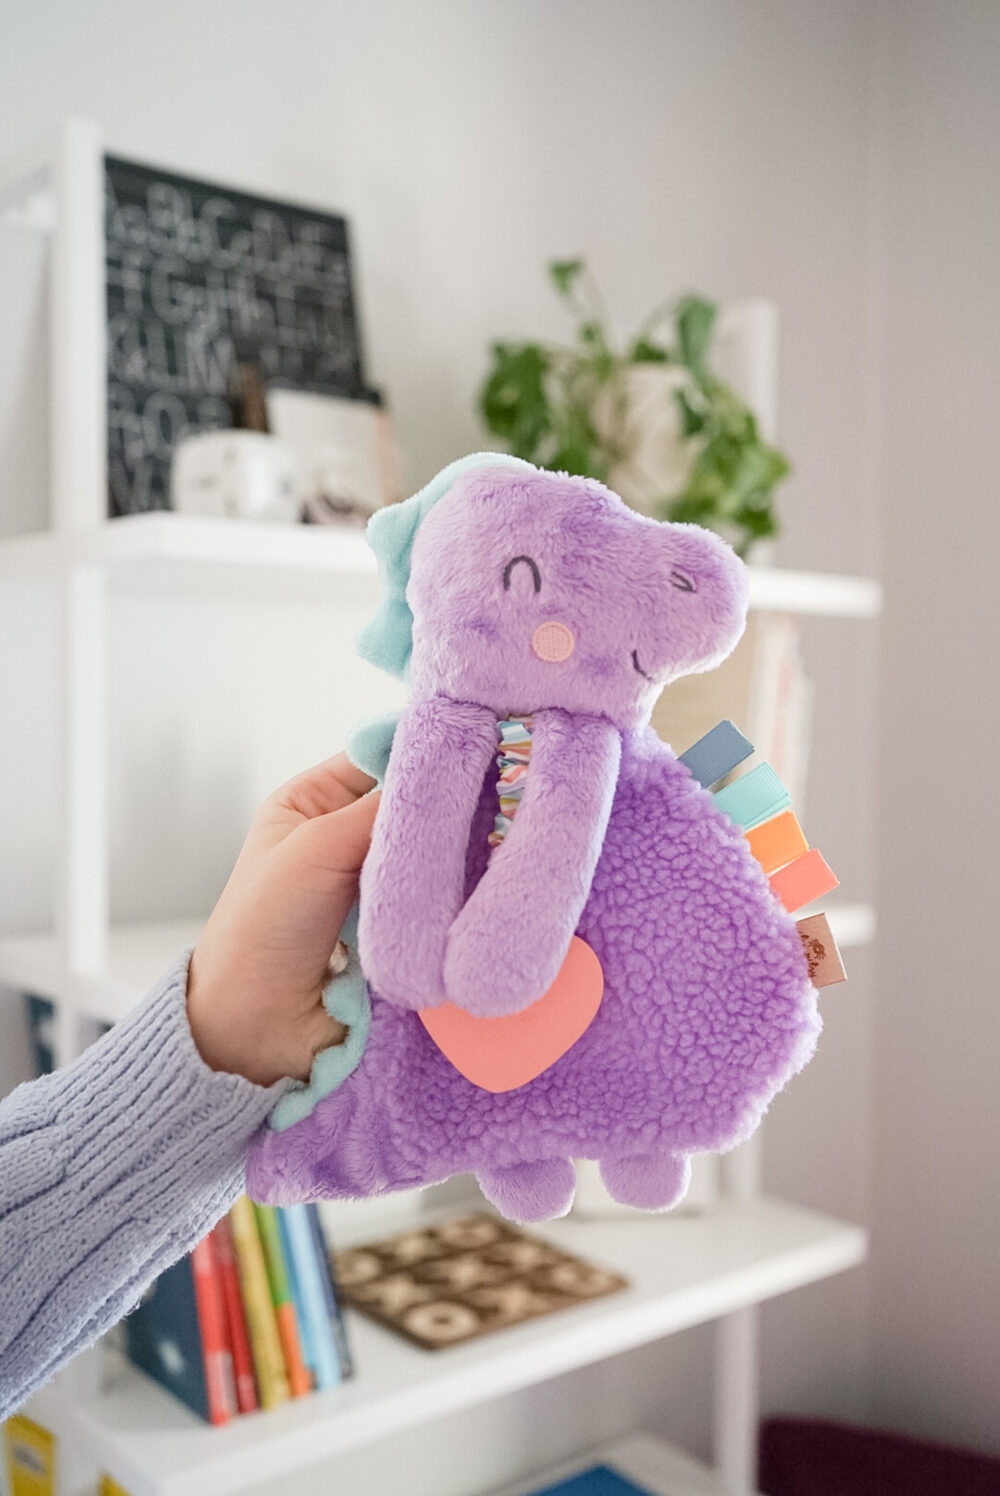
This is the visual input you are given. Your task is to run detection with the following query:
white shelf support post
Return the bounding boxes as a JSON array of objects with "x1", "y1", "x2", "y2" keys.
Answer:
[
  {"x1": 50, "y1": 117, "x2": 106, "y2": 533},
  {"x1": 47, "y1": 118, "x2": 110, "y2": 1067},
  {"x1": 713, "y1": 1305, "x2": 761, "y2": 1496},
  {"x1": 711, "y1": 1136, "x2": 764, "y2": 1494},
  {"x1": 54, "y1": 565, "x2": 110, "y2": 1066}
]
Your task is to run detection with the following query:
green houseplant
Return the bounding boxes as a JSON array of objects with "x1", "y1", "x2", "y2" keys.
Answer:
[{"x1": 479, "y1": 260, "x2": 790, "y2": 559}]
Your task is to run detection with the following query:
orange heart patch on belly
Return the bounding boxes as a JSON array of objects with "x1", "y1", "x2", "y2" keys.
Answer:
[{"x1": 418, "y1": 937, "x2": 604, "y2": 1093}]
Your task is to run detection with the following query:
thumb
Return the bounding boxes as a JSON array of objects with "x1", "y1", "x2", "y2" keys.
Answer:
[
  {"x1": 278, "y1": 789, "x2": 381, "y2": 898},
  {"x1": 264, "y1": 791, "x2": 380, "y2": 970}
]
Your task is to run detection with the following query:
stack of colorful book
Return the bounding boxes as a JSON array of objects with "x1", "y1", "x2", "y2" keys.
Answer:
[{"x1": 125, "y1": 1197, "x2": 352, "y2": 1425}]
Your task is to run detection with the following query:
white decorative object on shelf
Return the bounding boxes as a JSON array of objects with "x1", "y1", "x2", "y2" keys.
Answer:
[
  {"x1": 267, "y1": 386, "x2": 393, "y2": 523},
  {"x1": 171, "y1": 430, "x2": 302, "y2": 522}
]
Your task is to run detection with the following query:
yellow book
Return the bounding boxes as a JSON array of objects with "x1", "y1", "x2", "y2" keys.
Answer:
[
  {"x1": 99, "y1": 1477, "x2": 132, "y2": 1496},
  {"x1": 229, "y1": 1196, "x2": 291, "y2": 1409},
  {"x1": 3, "y1": 1416, "x2": 56, "y2": 1496}
]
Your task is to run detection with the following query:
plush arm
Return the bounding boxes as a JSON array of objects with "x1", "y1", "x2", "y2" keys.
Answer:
[
  {"x1": 357, "y1": 696, "x2": 499, "y2": 1009},
  {"x1": 443, "y1": 709, "x2": 621, "y2": 1017}
]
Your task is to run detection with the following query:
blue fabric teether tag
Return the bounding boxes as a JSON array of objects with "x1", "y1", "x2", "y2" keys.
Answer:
[{"x1": 679, "y1": 719, "x2": 754, "y2": 789}]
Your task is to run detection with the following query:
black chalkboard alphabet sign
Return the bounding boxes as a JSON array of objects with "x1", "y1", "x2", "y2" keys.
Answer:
[{"x1": 104, "y1": 155, "x2": 367, "y2": 517}]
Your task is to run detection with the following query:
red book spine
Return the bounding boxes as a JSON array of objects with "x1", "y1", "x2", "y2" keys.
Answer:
[
  {"x1": 190, "y1": 1237, "x2": 237, "y2": 1426},
  {"x1": 211, "y1": 1218, "x2": 259, "y2": 1414}
]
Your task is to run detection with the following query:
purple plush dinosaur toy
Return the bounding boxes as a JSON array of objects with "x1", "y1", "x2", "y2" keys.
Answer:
[{"x1": 248, "y1": 455, "x2": 820, "y2": 1222}]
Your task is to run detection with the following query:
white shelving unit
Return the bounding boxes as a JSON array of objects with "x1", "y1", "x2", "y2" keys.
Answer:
[
  {"x1": 27, "y1": 1201, "x2": 865, "y2": 1496},
  {"x1": 3, "y1": 121, "x2": 880, "y2": 1496}
]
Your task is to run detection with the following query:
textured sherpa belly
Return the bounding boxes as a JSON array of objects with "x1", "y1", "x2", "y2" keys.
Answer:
[{"x1": 247, "y1": 729, "x2": 819, "y2": 1205}]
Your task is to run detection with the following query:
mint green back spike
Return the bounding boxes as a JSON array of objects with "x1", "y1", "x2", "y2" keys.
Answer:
[{"x1": 712, "y1": 762, "x2": 791, "y2": 831}]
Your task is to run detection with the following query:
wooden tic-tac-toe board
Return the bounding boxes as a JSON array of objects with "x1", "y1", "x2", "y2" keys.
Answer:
[{"x1": 333, "y1": 1213, "x2": 628, "y2": 1349}]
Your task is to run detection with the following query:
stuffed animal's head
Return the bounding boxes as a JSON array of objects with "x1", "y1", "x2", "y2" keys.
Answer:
[{"x1": 360, "y1": 454, "x2": 748, "y2": 731}]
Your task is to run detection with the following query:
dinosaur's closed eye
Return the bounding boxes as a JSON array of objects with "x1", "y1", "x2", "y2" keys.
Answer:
[
  {"x1": 670, "y1": 569, "x2": 697, "y2": 593},
  {"x1": 503, "y1": 555, "x2": 542, "y2": 593}
]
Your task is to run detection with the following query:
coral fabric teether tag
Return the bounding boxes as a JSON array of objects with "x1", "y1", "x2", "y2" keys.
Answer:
[
  {"x1": 769, "y1": 847, "x2": 839, "y2": 913},
  {"x1": 419, "y1": 936, "x2": 603, "y2": 1093}
]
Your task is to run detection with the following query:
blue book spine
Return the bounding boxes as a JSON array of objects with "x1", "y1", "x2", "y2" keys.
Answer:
[
  {"x1": 306, "y1": 1204, "x2": 354, "y2": 1380},
  {"x1": 277, "y1": 1207, "x2": 314, "y2": 1375},
  {"x1": 280, "y1": 1205, "x2": 342, "y2": 1390},
  {"x1": 530, "y1": 1467, "x2": 655, "y2": 1495}
]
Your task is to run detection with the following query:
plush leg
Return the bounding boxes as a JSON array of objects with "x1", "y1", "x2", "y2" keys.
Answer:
[
  {"x1": 477, "y1": 1157, "x2": 577, "y2": 1223},
  {"x1": 599, "y1": 1152, "x2": 692, "y2": 1212}
]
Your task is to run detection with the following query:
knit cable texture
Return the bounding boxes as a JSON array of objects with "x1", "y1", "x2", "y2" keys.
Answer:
[{"x1": 0, "y1": 950, "x2": 288, "y2": 1418}]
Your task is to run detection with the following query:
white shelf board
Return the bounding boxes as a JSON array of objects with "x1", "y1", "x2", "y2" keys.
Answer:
[
  {"x1": 27, "y1": 1199, "x2": 864, "y2": 1496},
  {"x1": 0, "y1": 903, "x2": 873, "y2": 1020},
  {"x1": 746, "y1": 565, "x2": 881, "y2": 618},
  {"x1": 0, "y1": 919, "x2": 204, "y2": 1020},
  {"x1": 493, "y1": 1429, "x2": 762, "y2": 1496},
  {"x1": 0, "y1": 512, "x2": 881, "y2": 616},
  {"x1": 0, "y1": 513, "x2": 378, "y2": 604},
  {"x1": 798, "y1": 898, "x2": 875, "y2": 949}
]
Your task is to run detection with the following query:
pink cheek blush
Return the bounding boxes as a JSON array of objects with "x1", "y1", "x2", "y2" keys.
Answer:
[{"x1": 531, "y1": 621, "x2": 576, "y2": 662}]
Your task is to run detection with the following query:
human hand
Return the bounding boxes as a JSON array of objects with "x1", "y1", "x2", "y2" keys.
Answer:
[{"x1": 187, "y1": 753, "x2": 378, "y2": 1087}]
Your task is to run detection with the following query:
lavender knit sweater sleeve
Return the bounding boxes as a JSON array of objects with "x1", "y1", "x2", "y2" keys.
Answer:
[{"x1": 0, "y1": 950, "x2": 288, "y2": 1419}]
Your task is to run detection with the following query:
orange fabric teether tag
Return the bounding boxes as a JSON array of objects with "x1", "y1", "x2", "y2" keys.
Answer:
[
  {"x1": 746, "y1": 810, "x2": 809, "y2": 875},
  {"x1": 419, "y1": 937, "x2": 603, "y2": 1093}
]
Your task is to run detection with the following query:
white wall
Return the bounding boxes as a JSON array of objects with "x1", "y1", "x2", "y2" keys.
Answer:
[
  {"x1": 0, "y1": 0, "x2": 882, "y2": 1476},
  {"x1": 872, "y1": 0, "x2": 1000, "y2": 1456}
]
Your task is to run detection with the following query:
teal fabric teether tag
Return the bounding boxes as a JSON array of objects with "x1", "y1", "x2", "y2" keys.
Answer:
[{"x1": 712, "y1": 762, "x2": 791, "y2": 830}]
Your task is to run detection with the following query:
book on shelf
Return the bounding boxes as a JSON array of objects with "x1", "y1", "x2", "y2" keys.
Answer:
[
  {"x1": 520, "y1": 1469, "x2": 655, "y2": 1496},
  {"x1": 652, "y1": 609, "x2": 814, "y2": 809},
  {"x1": 124, "y1": 1198, "x2": 352, "y2": 1423},
  {"x1": 209, "y1": 1217, "x2": 259, "y2": 1414},
  {"x1": 278, "y1": 1204, "x2": 346, "y2": 1390},
  {"x1": 124, "y1": 1242, "x2": 233, "y2": 1425},
  {"x1": 3, "y1": 1414, "x2": 57, "y2": 1496},
  {"x1": 277, "y1": 1206, "x2": 315, "y2": 1380},
  {"x1": 228, "y1": 1196, "x2": 291, "y2": 1409},
  {"x1": 253, "y1": 1203, "x2": 312, "y2": 1397},
  {"x1": 307, "y1": 1203, "x2": 354, "y2": 1380},
  {"x1": 22, "y1": 995, "x2": 56, "y2": 1077},
  {"x1": 189, "y1": 1238, "x2": 238, "y2": 1424}
]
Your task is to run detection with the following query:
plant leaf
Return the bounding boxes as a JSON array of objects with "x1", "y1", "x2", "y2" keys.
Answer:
[
  {"x1": 629, "y1": 336, "x2": 671, "y2": 364},
  {"x1": 675, "y1": 295, "x2": 717, "y2": 378},
  {"x1": 661, "y1": 493, "x2": 718, "y2": 525},
  {"x1": 549, "y1": 259, "x2": 585, "y2": 297},
  {"x1": 478, "y1": 342, "x2": 552, "y2": 459},
  {"x1": 478, "y1": 268, "x2": 790, "y2": 562},
  {"x1": 673, "y1": 387, "x2": 706, "y2": 437}
]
